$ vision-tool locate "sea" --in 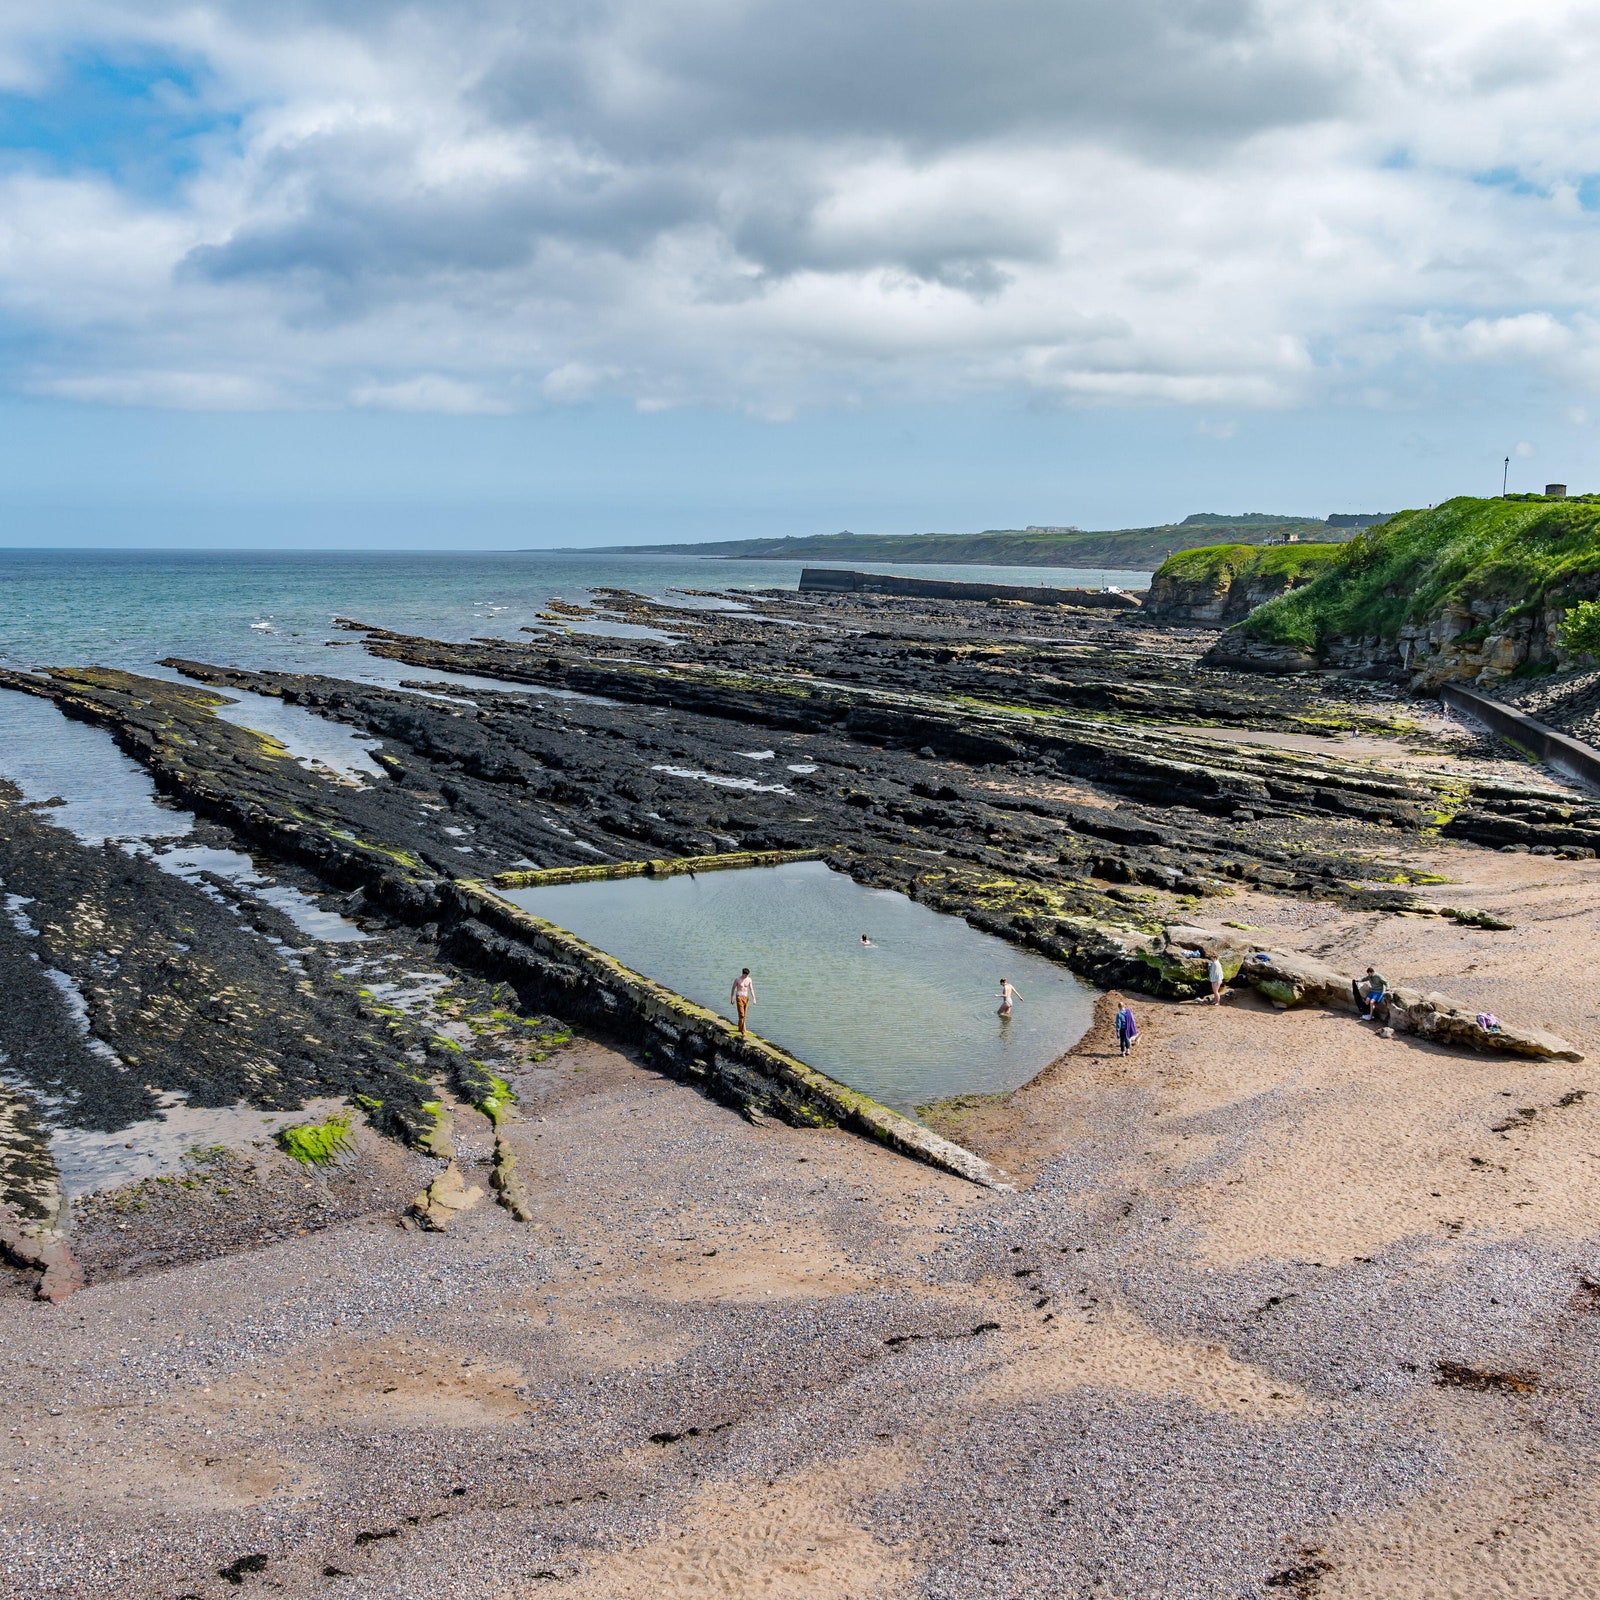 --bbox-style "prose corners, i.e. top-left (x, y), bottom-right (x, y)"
top-left (0, 547), bottom-right (1151, 678)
